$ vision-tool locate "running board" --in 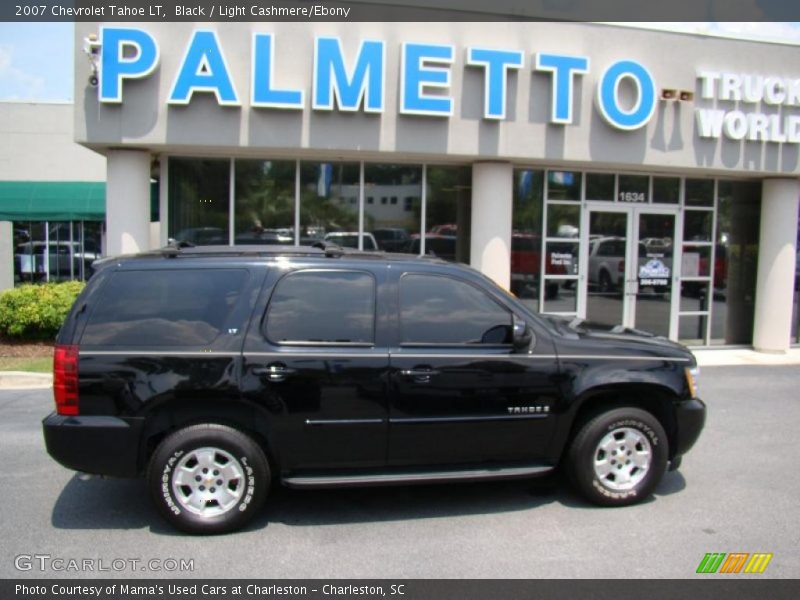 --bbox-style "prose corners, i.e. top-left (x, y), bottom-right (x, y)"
top-left (282, 465), bottom-right (554, 489)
